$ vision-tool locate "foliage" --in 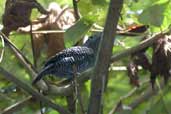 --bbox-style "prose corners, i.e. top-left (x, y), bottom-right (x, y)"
top-left (0, 0), bottom-right (171, 114)
top-left (64, 18), bottom-right (93, 47)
